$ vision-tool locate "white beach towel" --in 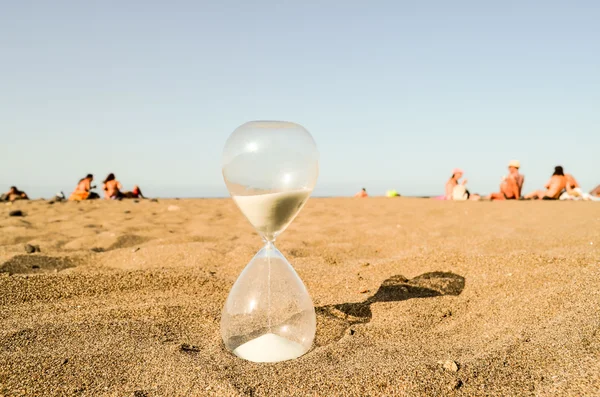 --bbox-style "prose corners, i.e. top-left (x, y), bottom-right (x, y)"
top-left (560, 188), bottom-right (600, 201)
